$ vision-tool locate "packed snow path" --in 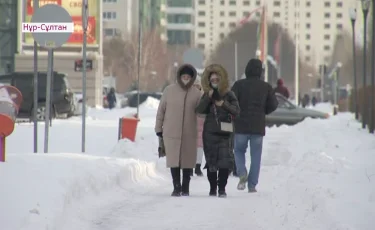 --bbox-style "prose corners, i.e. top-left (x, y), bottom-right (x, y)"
top-left (2, 101), bottom-right (375, 230)
top-left (59, 117), bottom-right (374, 230)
